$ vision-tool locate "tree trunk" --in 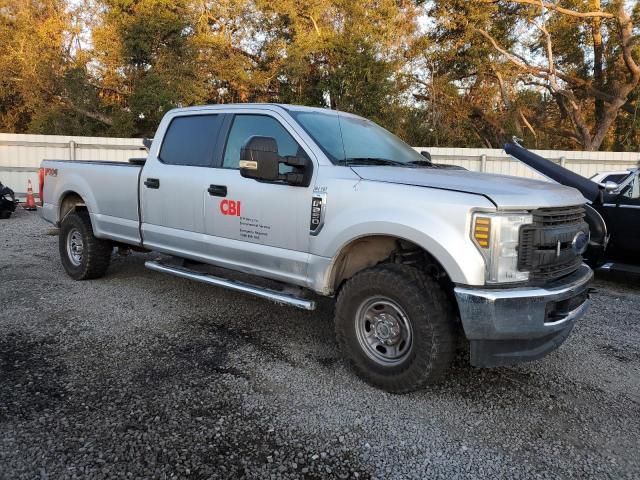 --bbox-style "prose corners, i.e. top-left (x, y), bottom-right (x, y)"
top-left (591, 0), bottom-right (605, 126)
